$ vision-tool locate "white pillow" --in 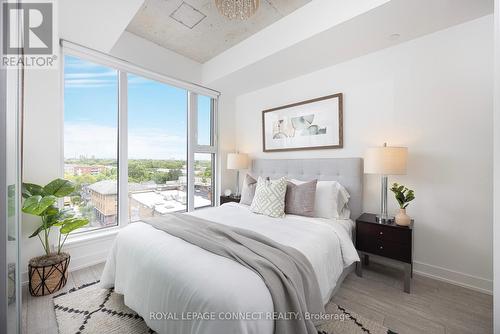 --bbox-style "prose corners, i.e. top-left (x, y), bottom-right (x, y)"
top-left (250, 177), bottom-right (287, 218)
top-left (291, 179), bottom-right (350, 219)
